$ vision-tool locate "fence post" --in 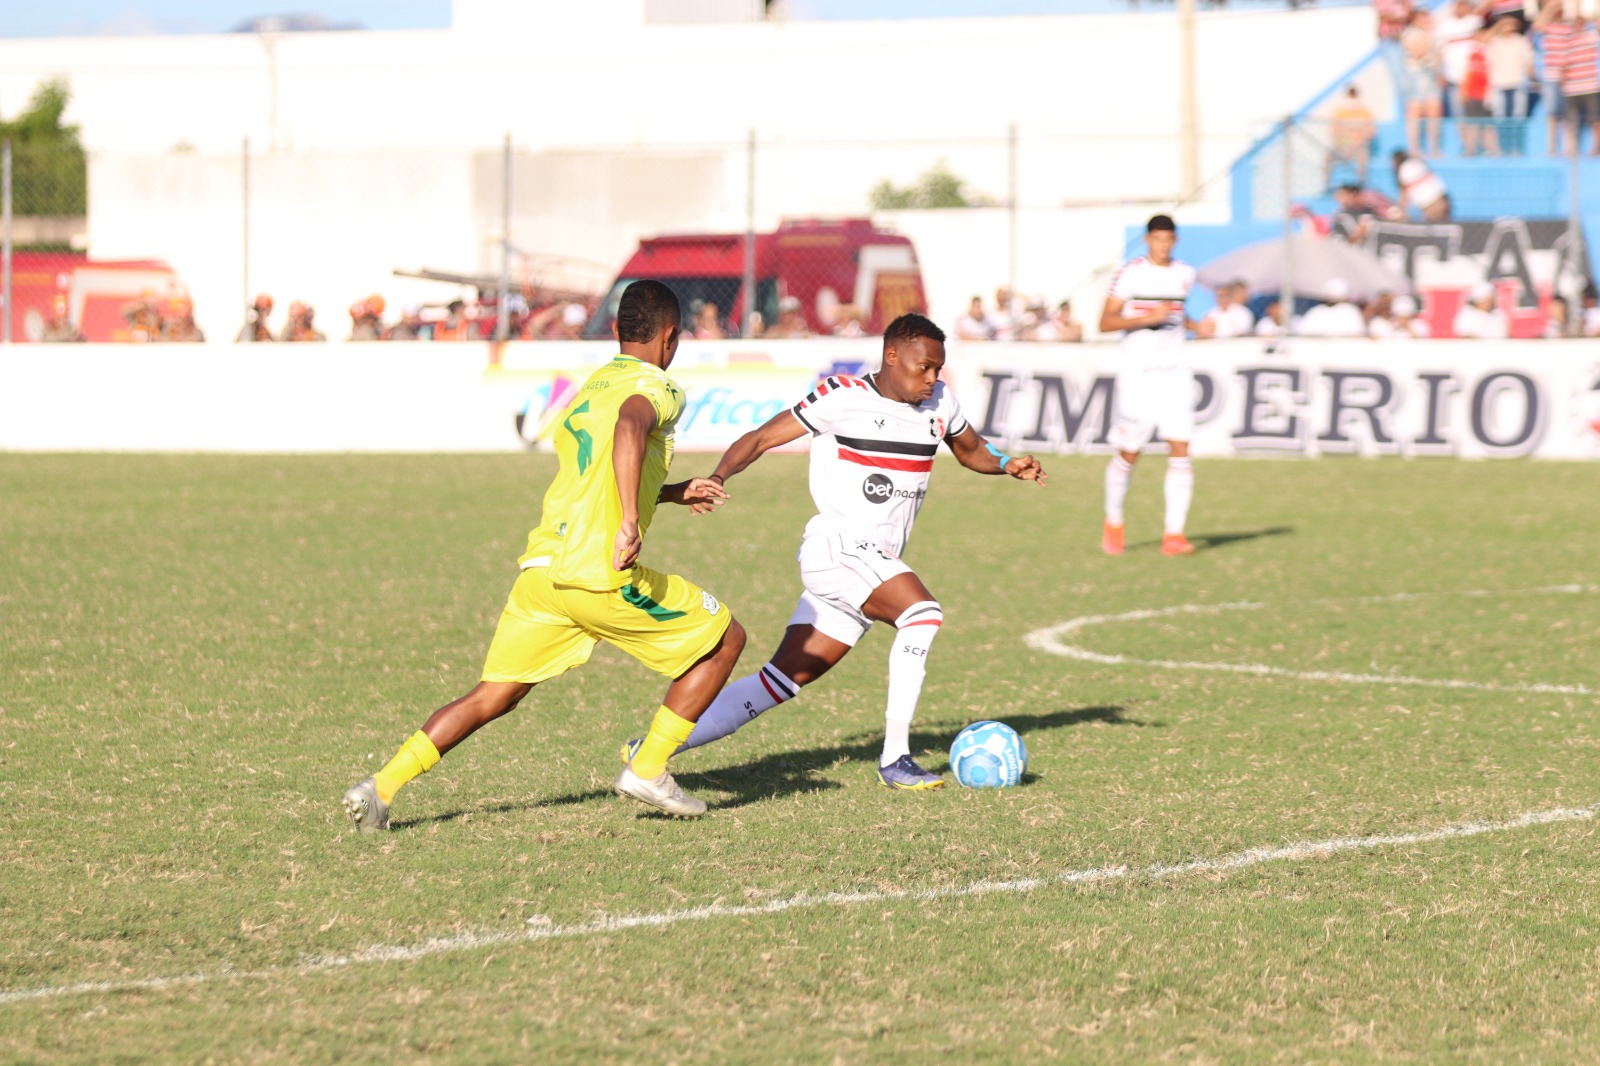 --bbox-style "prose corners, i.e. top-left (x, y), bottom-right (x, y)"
top-left (2, 139), bottom-right (12, 345)
top-left (1568, 142), bottom-right (1584, 336)
top-left (242, 138), bottom-right (252, 340)
top-left (497, 132), bottom-right (511, 344)
top-left (742, 127), bottom-right (756, 338)
top-left (1281, 116), bottom-right (1295, 338)
top-left (1007, 122), bottom-right (1017, 311)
